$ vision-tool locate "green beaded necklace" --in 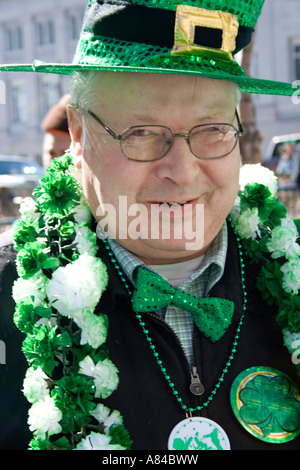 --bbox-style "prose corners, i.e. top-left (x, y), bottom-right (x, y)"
top-left (100, 216), bottom-right (247, 415)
